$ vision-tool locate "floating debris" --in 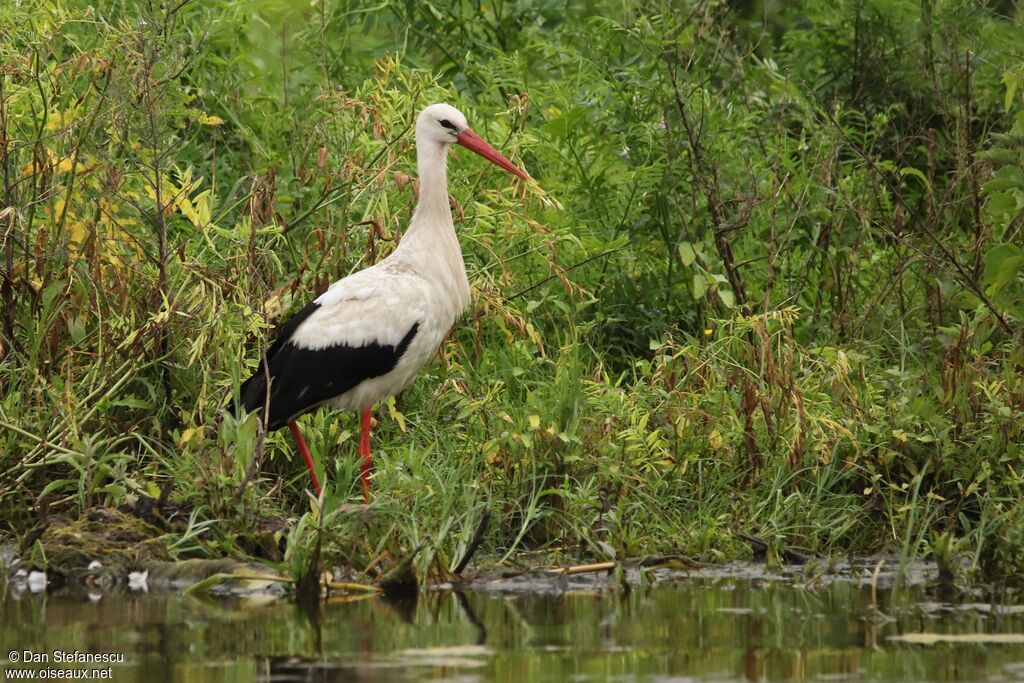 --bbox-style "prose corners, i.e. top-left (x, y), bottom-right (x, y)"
top-left (27, 570), bottom-right (47, 593)
top-left (128, 570), bottom-right (149, 593)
